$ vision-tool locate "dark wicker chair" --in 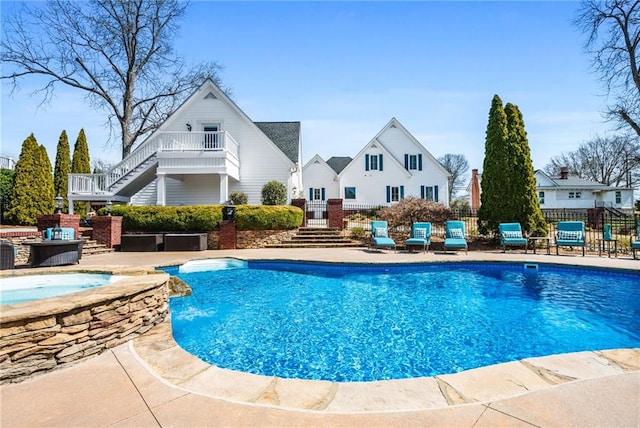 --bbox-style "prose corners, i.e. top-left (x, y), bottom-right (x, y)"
top-left (0, 240), bottom-right (15, 270)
